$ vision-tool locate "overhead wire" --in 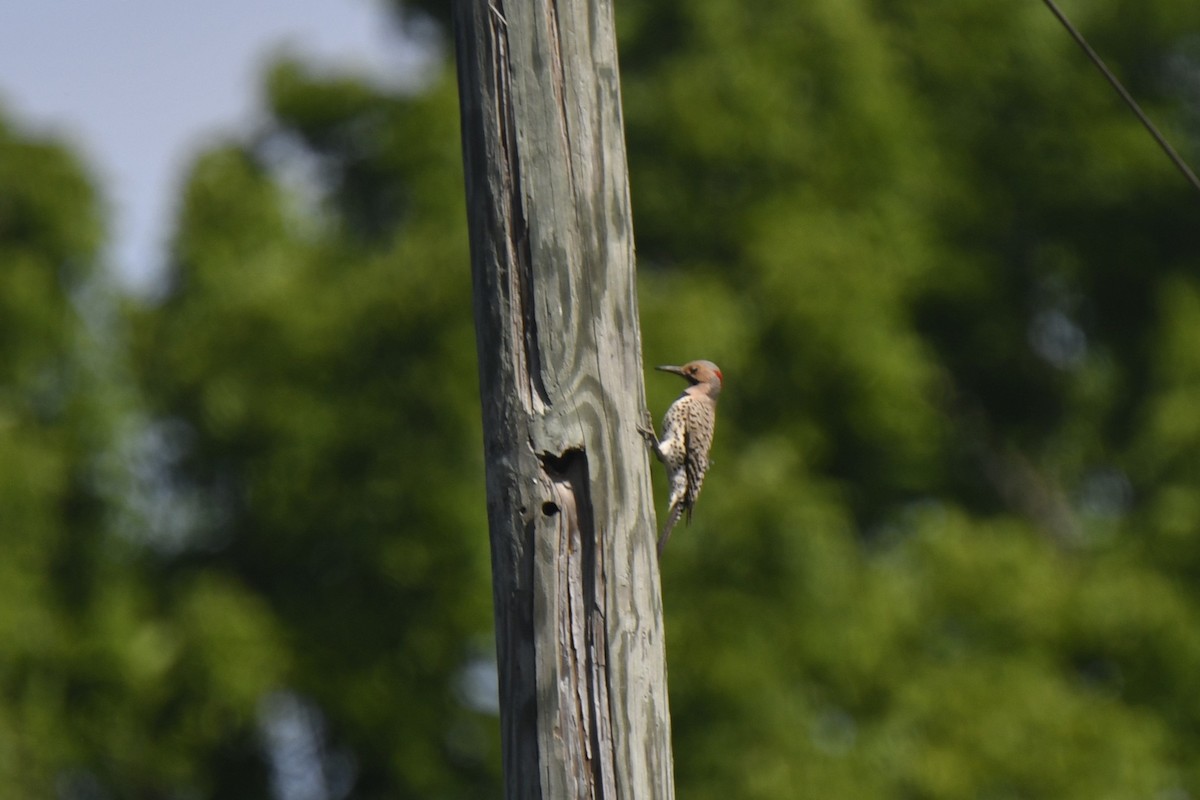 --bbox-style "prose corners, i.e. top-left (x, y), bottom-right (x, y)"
top-left (1041, 0), bottom-right (1200, 196)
